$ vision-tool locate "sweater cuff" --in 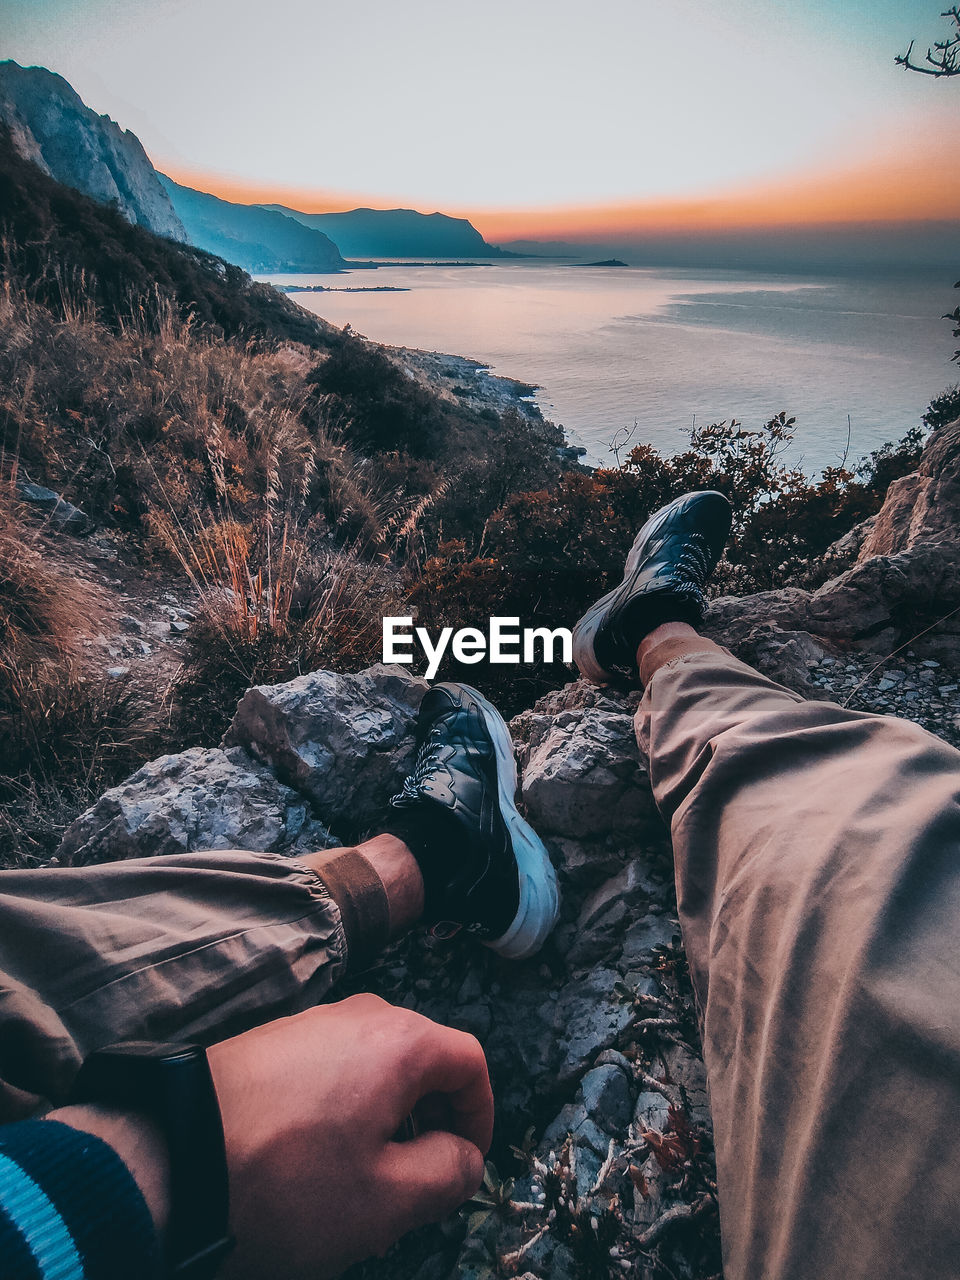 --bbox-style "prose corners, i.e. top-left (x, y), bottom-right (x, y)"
top-left (0, 1119), bottom-right (162, 1280)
